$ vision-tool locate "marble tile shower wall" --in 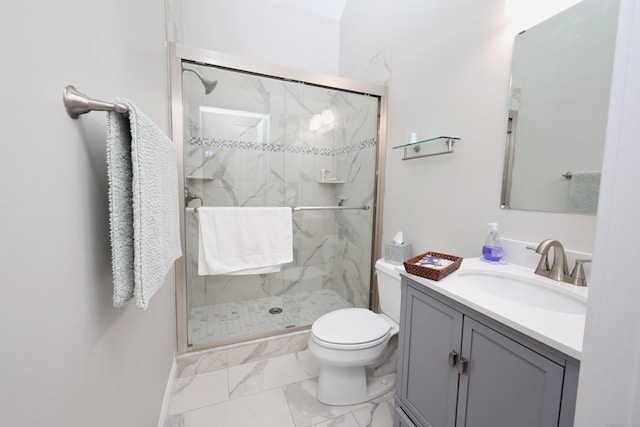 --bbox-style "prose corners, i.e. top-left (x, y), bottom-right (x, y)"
top-left (182, 69), bottom-right (378, 338)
